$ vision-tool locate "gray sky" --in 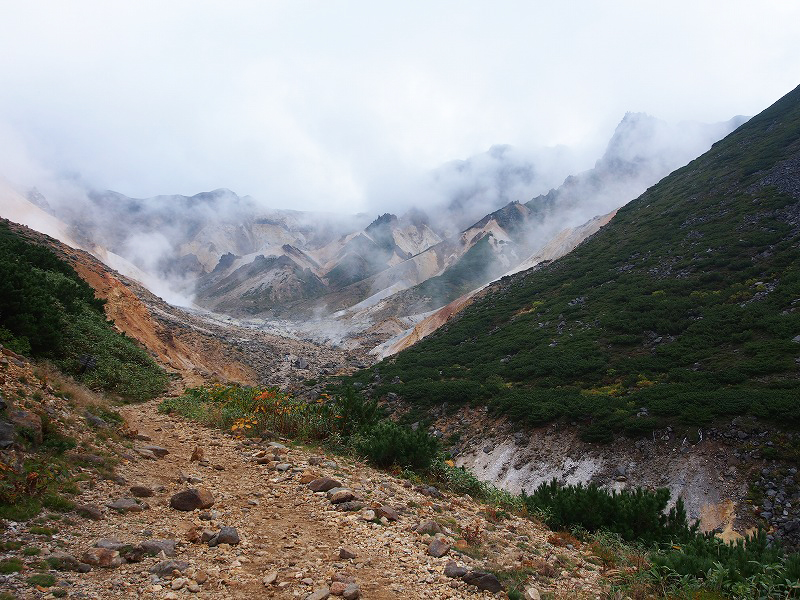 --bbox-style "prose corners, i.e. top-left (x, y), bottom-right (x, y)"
top-left (1, 1), bottom-right (799, 214)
